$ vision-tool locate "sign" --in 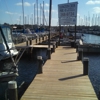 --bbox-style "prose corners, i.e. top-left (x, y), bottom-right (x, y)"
top-left (59, 17), bottom-right (76, 25)
top-left (58, 2), bottom-right (78, 25)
